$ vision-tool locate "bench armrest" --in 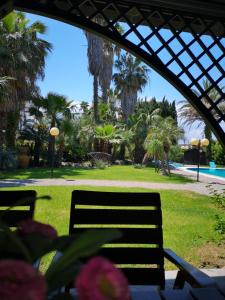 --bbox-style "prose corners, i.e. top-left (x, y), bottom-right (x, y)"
top-left (164, 248), bottom-right (217, 288)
